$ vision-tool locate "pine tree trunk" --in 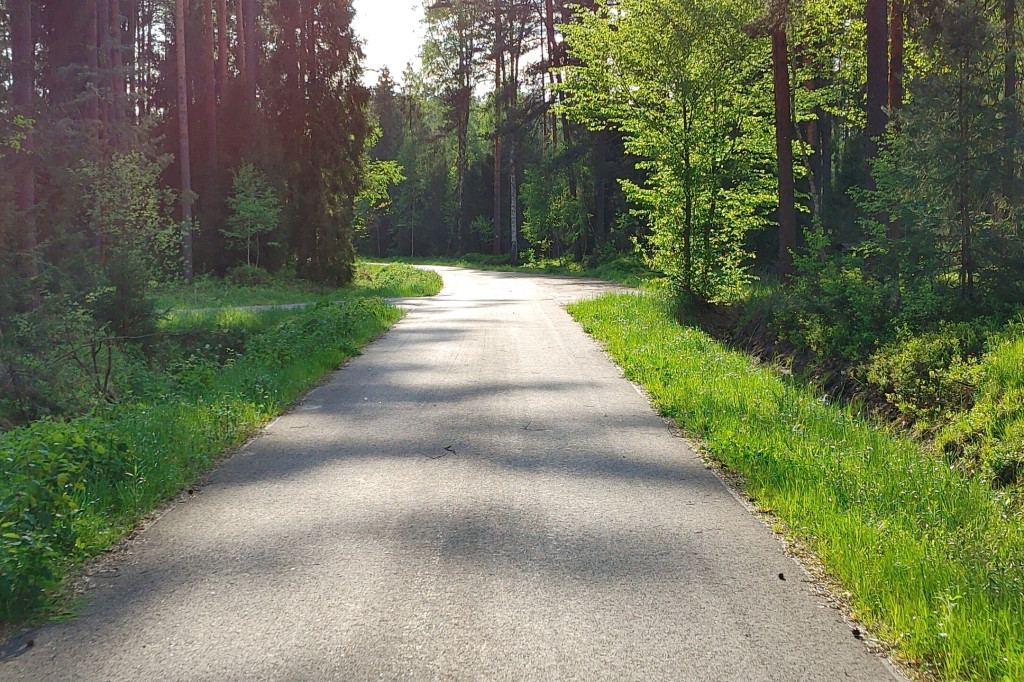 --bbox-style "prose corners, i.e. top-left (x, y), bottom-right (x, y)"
top-left (10, 0), bottom-right (37, 286)
top-left (242, 0), bottom-right (257, 107)
top-left (888, 0), bottom-right (903, 111)
top-left (110, 0), bottom-right (124, 123)
top-left (510, 135), bottom-right (519, 264)
top-left (492, 10), bottom-right (503, 256)
top-left (217, 0), bottom-right (228, 104)
top-left (1005, 0), bottom-right (1018, 210)
top-left (98, 0), bottom-right (111, 125)
top-left (865, 0), bottom-right (888, 188)
top-left (236, 0), bottom-right (247, 84)
top-left (176, 0), bottom-right (194, 282)
top-left (89, 0), bottom-right (101, 121)
top-left (127, 0), bottom-right (137, 118)
top-left (773, 25), bottom-right (797, 276)
top-left (544, 0), bottom-right (559, 147)
top-left (200, 0), bottom-right (218, 180)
